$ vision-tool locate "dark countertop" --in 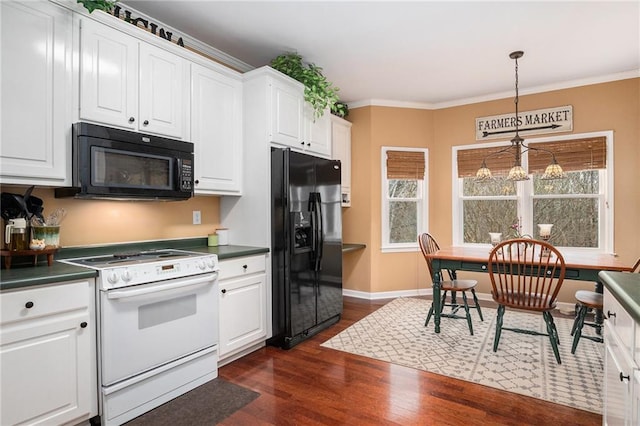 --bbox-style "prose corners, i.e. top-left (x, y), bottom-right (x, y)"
top-left (0, 238), bottom-right (269, 292)
top-left (343, 243), bottom-right (366, 253)
top-left (599, 271), bottom-right (640, 324)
